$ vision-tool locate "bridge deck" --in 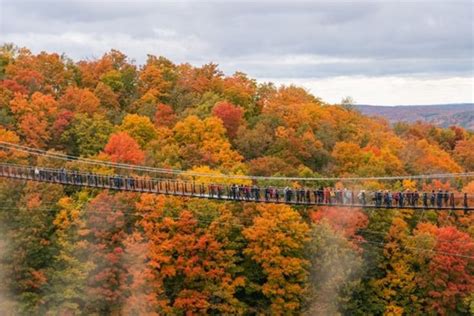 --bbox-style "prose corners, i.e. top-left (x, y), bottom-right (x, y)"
top-left (0, 163), bottom-right (472, 211)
